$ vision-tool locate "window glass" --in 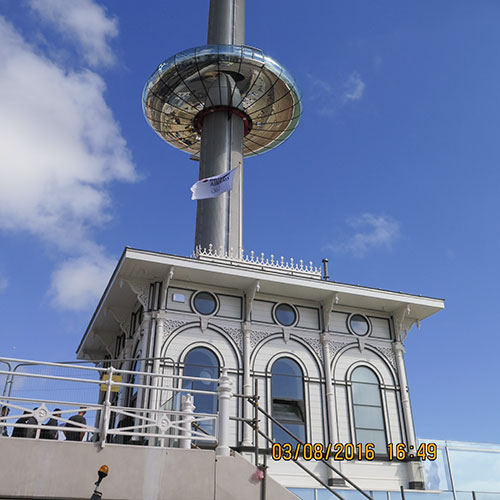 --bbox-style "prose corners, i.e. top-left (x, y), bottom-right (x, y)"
top-left (351, 366), bottom-right (386, 454)
top-left (448, 448), bottom-right (500, 493)
top-left (352, 383), bottom-right (382, 406)
top-left (183, 347), bottom-right (219, 437)
top-left (351, 366), bottom-right (378, 384)
top-left (128, 356), bottom-right (140, 407)
top-left (318, 491), bottom-right (371, 500)
top-left (288, 489), bottom-right (315, 500)
top-left (455, 494), bottom-right (474, 500)
top-left (273, 422), bottom-right (305, 447)
top-left (356, 429), bottom-right (386, 452)
top-left (353, 405), bottom-right (385, 429)
top-left (193, 291), bottom-right (217, 315)
top-left (475, 495), bottom-right (500, 500)
top-left (421, 441), bottom-right (453, 490)
top-left (349, 314), bottom-right (370, 336)
top-left (271, 358), bottom-right (302, 399)
top-left (272, 400), bottom-right (304, 423)
top-left (371, 492), bottom-right (389, 500)
top-left (275, 303), bottom-right (297, 326)
top-left (271, 358), bottom-right (305, 444)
